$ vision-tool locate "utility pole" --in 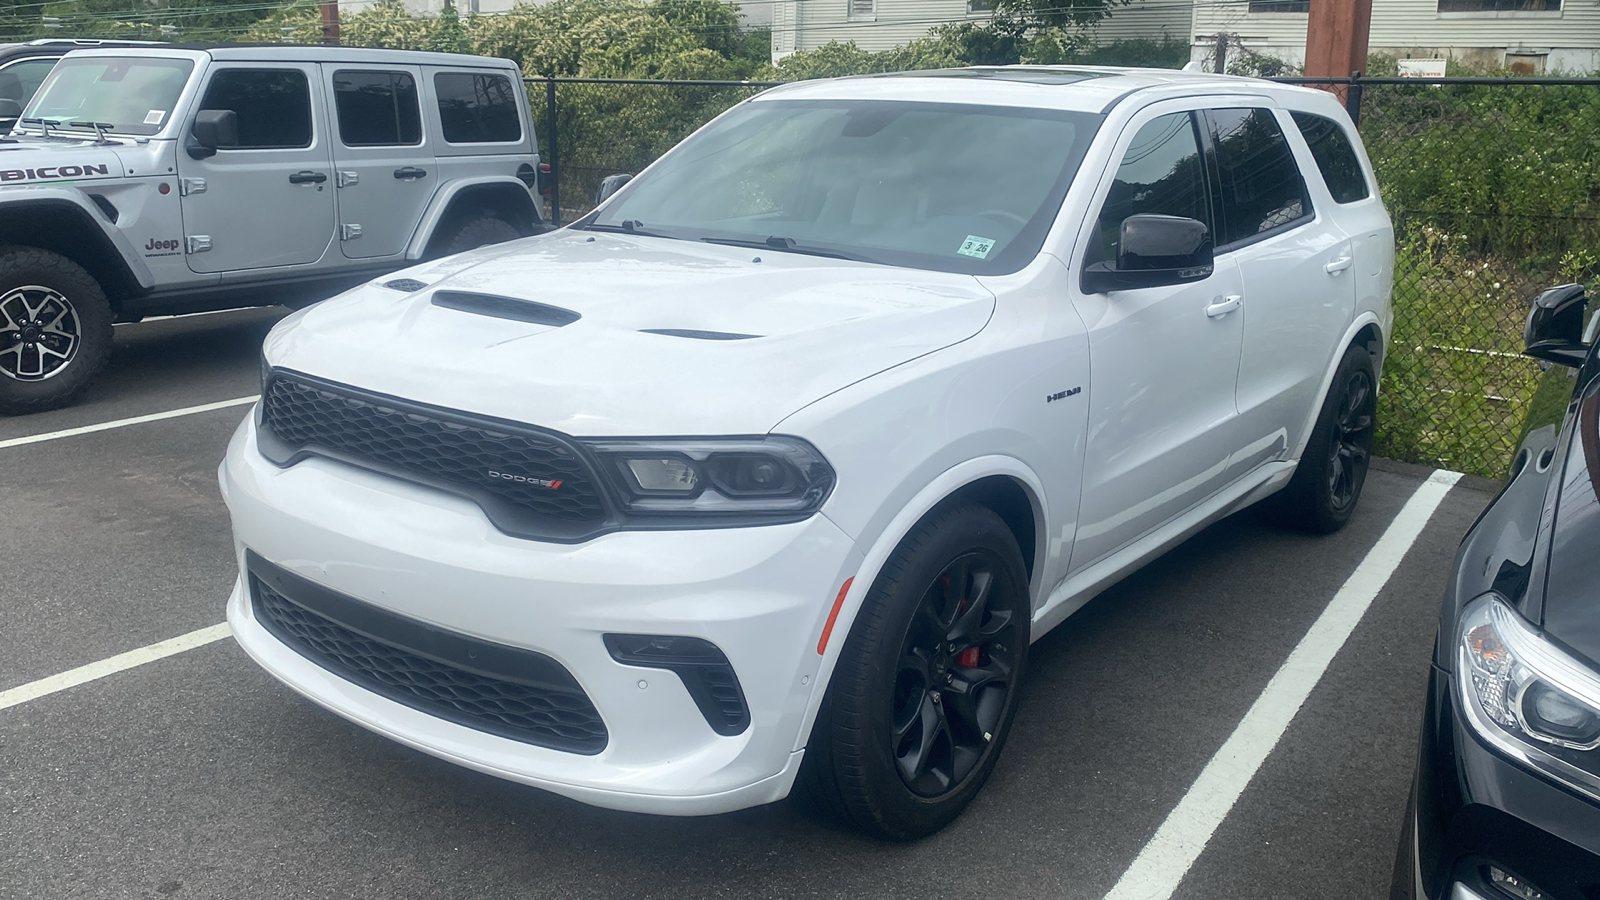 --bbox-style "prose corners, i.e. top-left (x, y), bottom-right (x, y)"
top-left (320, 0), bottom-right (341, 45)
top-left (1304, 0), bottom-right (1371, 115)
